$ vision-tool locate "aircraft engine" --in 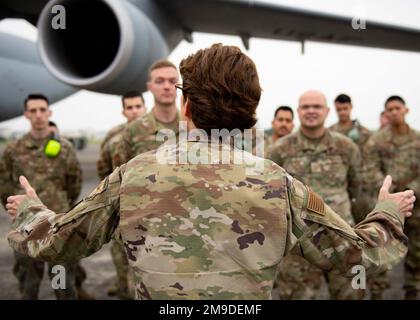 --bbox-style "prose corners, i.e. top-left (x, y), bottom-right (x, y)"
top-left (37, 0), bottom-right (170, 93)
